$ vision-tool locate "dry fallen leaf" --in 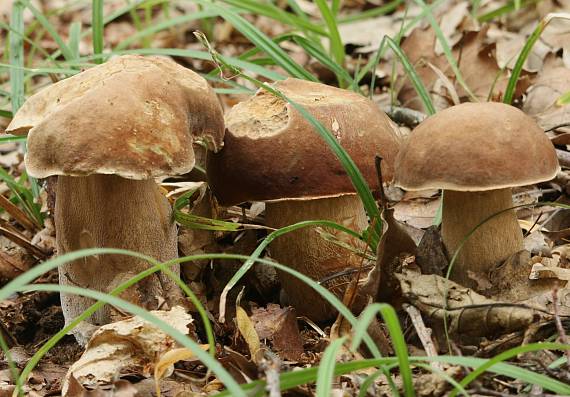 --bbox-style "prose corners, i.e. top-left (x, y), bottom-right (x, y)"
top-left (154, 345), bottom-right (209, 397)
top-left (236, 306), bottom-right (263, 364)
top-left (62, 306), bottom-right (193, 397)
top-left (251, 304), bottom-right (304, 361)
top-left (397, 263), bottom-right (538, 337)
